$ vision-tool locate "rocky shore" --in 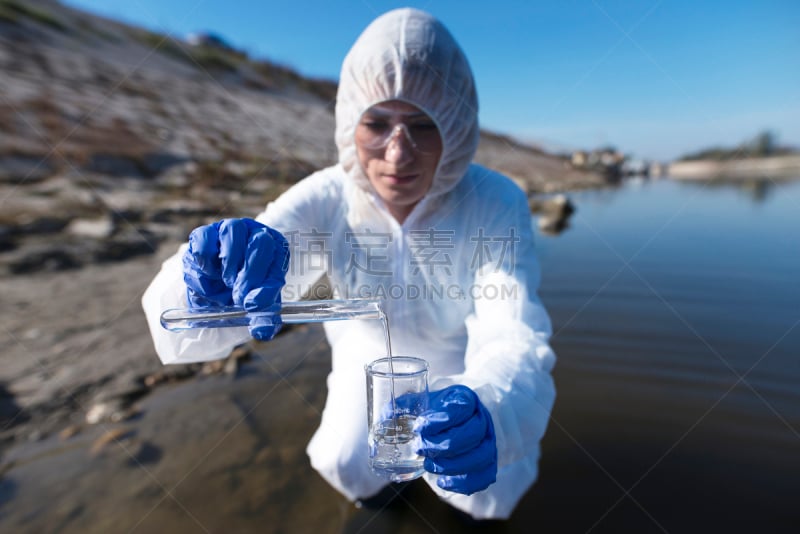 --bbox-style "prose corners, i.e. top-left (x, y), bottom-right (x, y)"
top-left (668, 155), bottom-right (800, 179)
